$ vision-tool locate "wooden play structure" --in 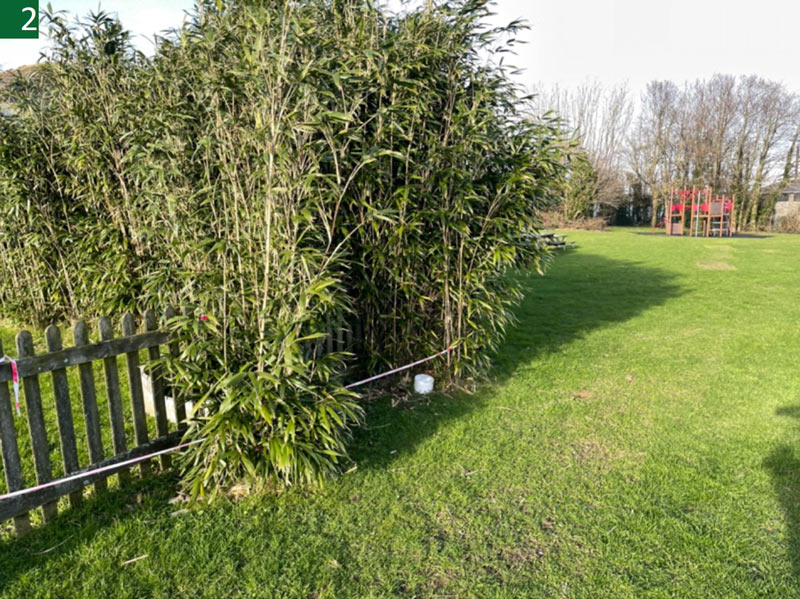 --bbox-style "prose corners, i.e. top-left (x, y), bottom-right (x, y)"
top-left (666, 188), bottom-right (736, 237)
